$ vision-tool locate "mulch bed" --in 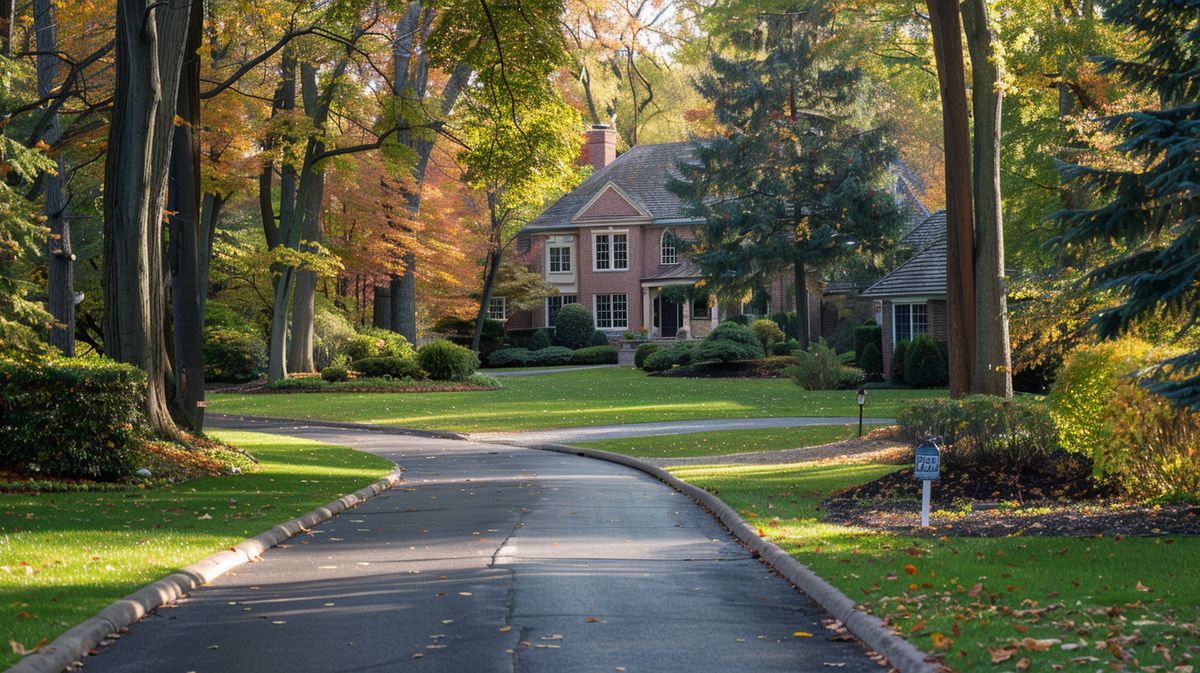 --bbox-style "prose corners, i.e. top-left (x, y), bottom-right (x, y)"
top-left (822, 460), bottom-right (1200, 537)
